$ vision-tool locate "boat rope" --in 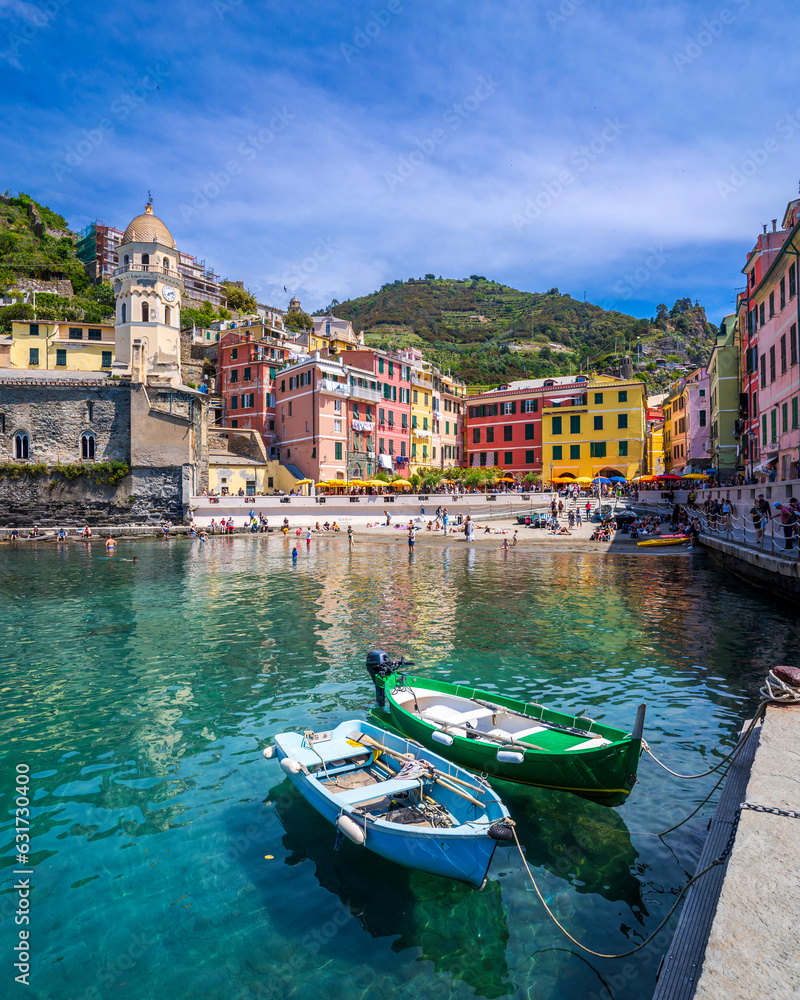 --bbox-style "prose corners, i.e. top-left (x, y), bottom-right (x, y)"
top-left (642, 702), bottom-right (766, 780)
top-left (642, 668), bottom-right (800, 782)
top-left (508, 817), bottom-right (738, 960)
